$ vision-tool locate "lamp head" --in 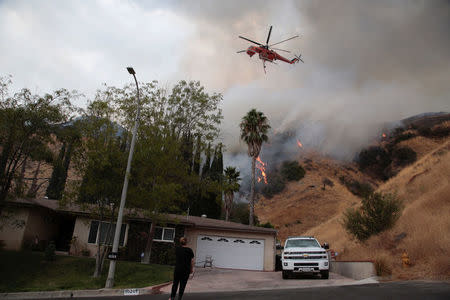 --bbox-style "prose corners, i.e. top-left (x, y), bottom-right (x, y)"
top-left (127, 67), bottom-right (135, 75)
